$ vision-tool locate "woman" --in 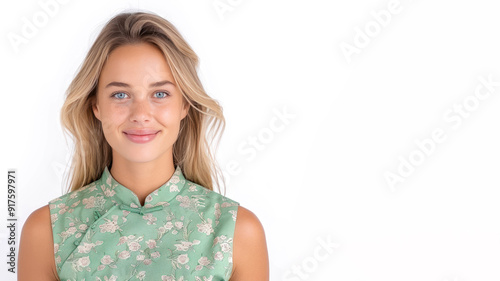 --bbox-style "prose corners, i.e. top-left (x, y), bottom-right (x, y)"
top-left (18, 11), bottom-right (269, 281)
